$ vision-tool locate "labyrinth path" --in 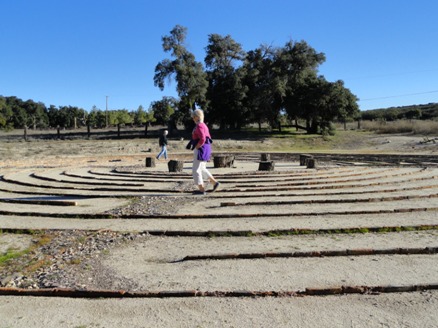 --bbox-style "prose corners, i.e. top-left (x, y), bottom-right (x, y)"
top-left (1, 153), bottom-right (438, 299)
